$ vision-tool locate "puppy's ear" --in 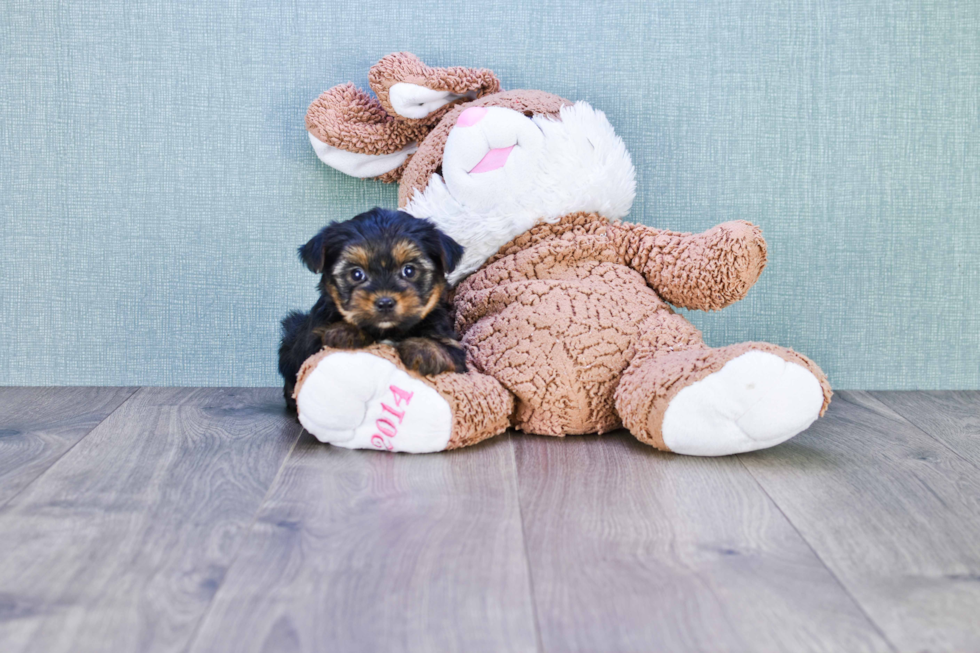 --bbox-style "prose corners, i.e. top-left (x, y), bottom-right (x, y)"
top-left (298, 222), bottom-right (348, 274)
top-left (436, 231), bottom-right (464, 274)
top-left (417, 224), bottom-right (464, 275)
